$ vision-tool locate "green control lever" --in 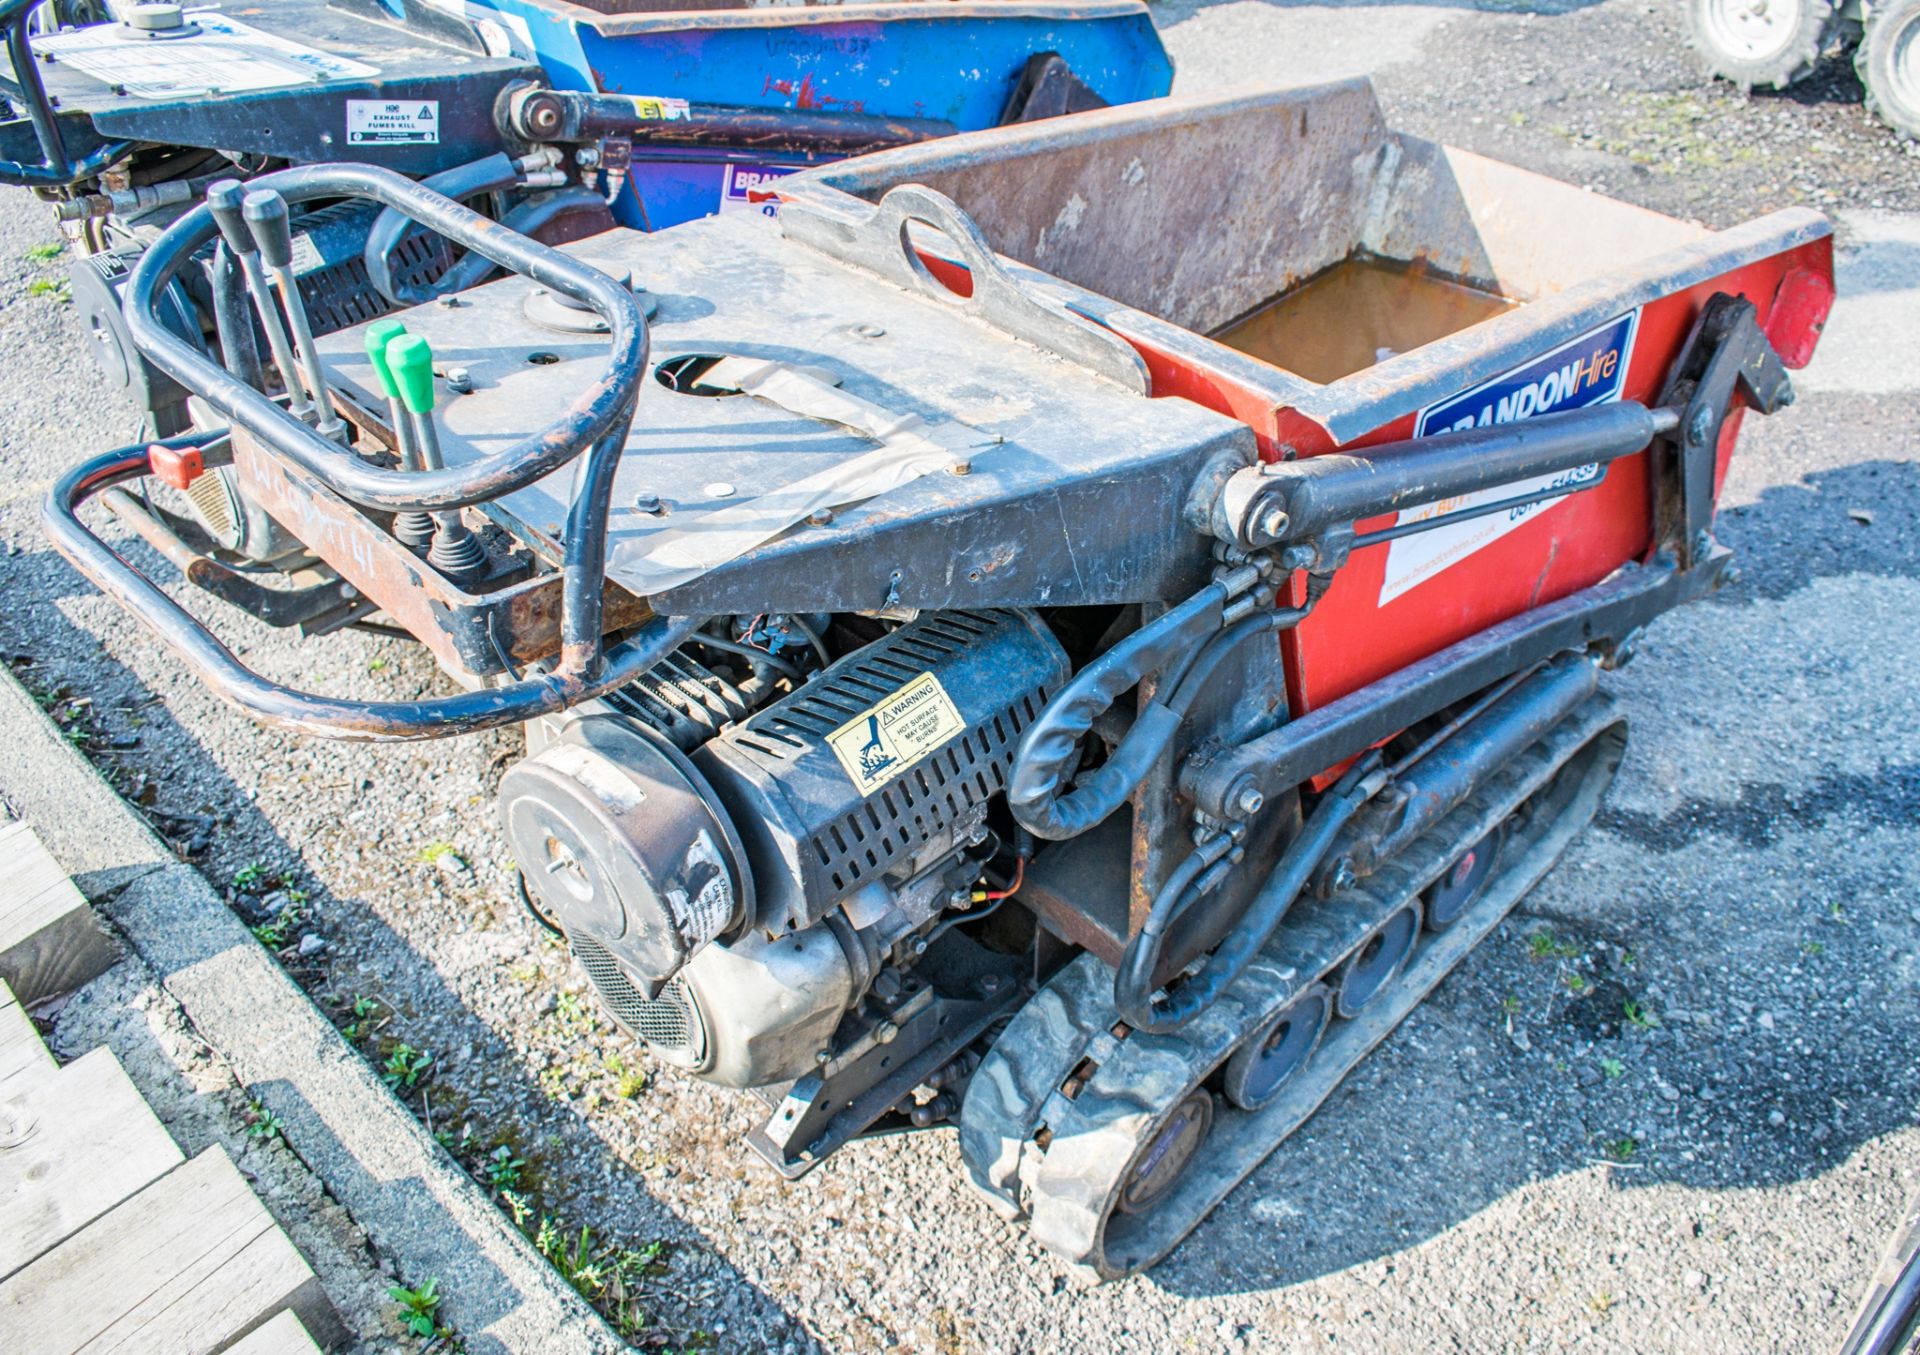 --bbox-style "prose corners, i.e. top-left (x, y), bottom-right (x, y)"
top-left (383, 332), bottom-right (486, 582)
top-left (363, 319), bottom-right (432, 552)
